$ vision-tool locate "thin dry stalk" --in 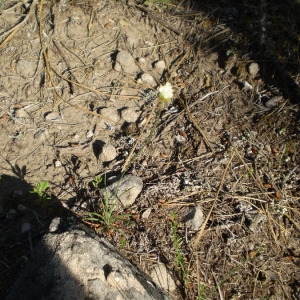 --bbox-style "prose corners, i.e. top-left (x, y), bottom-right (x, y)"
top-left (179, 97), bottom-right (214, 153)
top-left (121, 101), bottom-right (159, 173)
top-left (190, 150), bottom-right (235, 255)
top-left (232, 146), bottom-right (281, 246)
